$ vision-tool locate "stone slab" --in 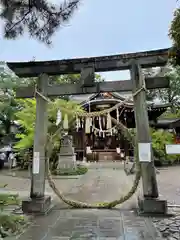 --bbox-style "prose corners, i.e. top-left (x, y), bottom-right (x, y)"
top-left (22, 195), bottom-right (52, 215)
top-left (138, 197), bottom-right (168, 216)
top-left (17, 207), bottom-right (163, 240)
